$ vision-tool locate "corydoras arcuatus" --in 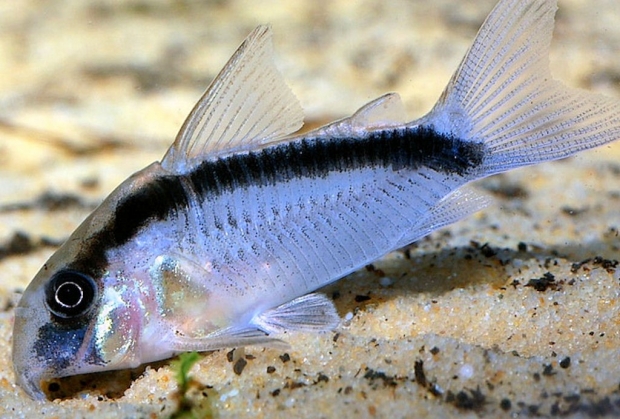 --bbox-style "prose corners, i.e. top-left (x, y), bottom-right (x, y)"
top-left (12, 0), bottom-right (620, 400)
